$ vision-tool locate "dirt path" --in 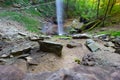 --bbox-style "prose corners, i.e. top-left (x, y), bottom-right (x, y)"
top-left (0, 19), bottom-right (120, 74)
top-left (28, 39), bottom-right (90, 73)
